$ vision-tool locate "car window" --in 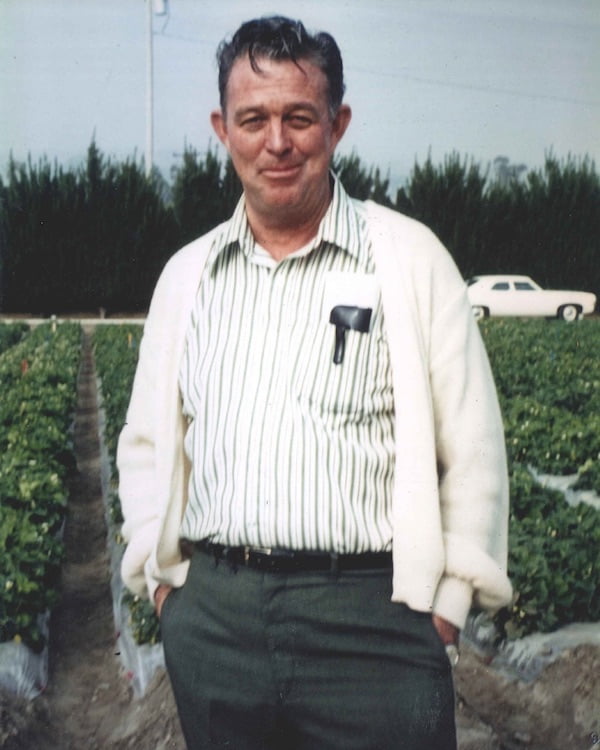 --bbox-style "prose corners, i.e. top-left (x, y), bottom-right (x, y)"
top-left (515, 282), bottom-right (535, 290)
top-left (492, 282), bottom-right (510, 290)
